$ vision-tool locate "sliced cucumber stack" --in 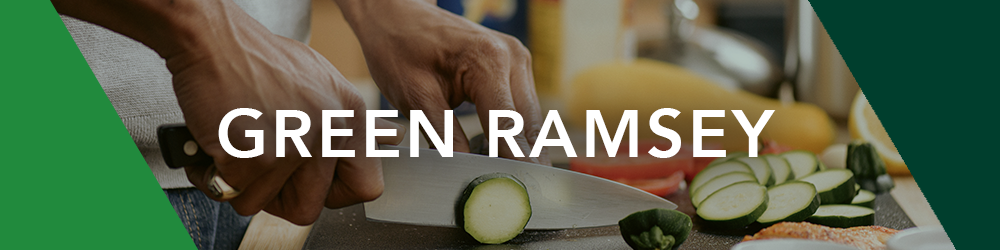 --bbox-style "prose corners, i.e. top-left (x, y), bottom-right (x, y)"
top-left (736, 156), bottom-right (775, 187)
top-left (697, 181), bottom-right (768, 229)
top-left (708, 151), bottom-right (749, 166)
top-left (851, 189), bottom-right (876, 208)
top-left (690, 172), bottom-right (757, 208)
top-left (457, 173), bottom-right (532, 244)
top-left (799, 169), bottom-right (857, 205)
top-left (782, 150), bottom-right (822, 179)
top-left (806, 205), bottom-right (875, 228)
top-left (757, 181), bottom-right (821, 225)
top-left (689, 161), bottom-right (754, 195)
top-left (763, 154), bottom-right (794, 185)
